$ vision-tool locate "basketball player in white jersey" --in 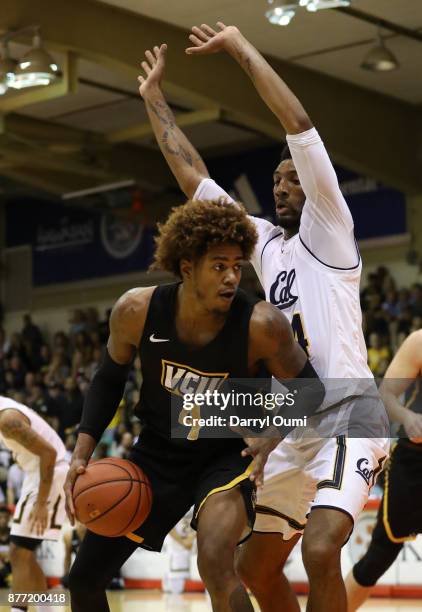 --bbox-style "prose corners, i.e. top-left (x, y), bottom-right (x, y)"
top-left (0, 396), bottom-right (68, 612)
top-left (137, 24), bottom-right (389, 612)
